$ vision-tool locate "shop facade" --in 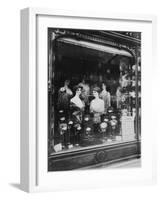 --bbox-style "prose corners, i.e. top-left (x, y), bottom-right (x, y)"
top-left (48, 28), bottom-right (141, 171)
